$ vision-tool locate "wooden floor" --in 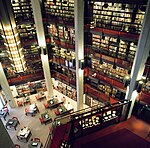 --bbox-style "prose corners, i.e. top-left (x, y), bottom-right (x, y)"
top-left (73, 116), bottom-right (150, 148)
